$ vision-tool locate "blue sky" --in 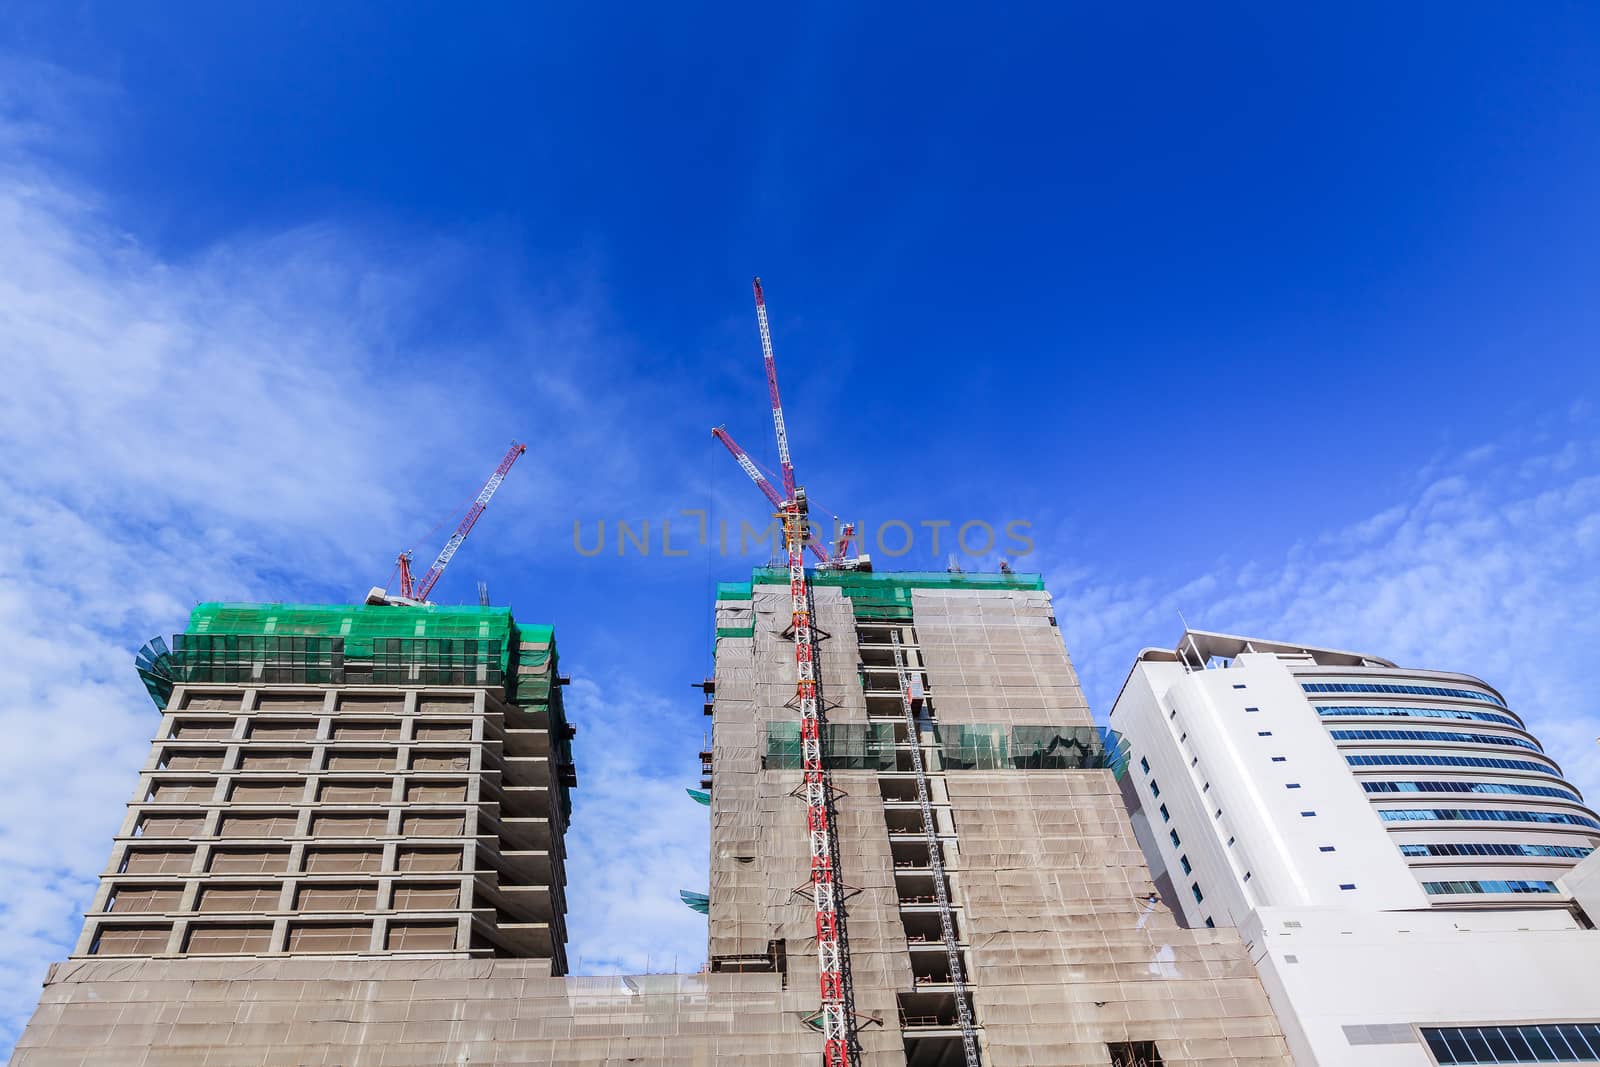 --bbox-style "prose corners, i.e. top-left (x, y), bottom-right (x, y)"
top-left (3, 2), bottom-right (1600, 1050)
